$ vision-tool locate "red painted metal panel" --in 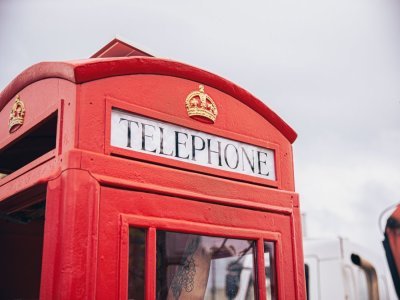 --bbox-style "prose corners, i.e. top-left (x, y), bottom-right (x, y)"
top-left (40, 169), bottom-right (100, 299)
top-left (80, 151), bottom-right (296, 213)
top-left (291, 207), bottom-right (307, 300)
top-left (145, 228), bottom-right (156, 300)
top-left (96, 187), bottom-right (301, 299)
top-left (74, 74), bottom-right (294, 190)
top-left (119, 219), bottom-right (130, 300)
top-left (0, 58), bottom-right (296, 143)
top-left (91, 38), bottom-right (153, 58)
top-left (0, 53), bottom-right (304, 299)
top-left (257, 238), bottom-right (267, 299)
